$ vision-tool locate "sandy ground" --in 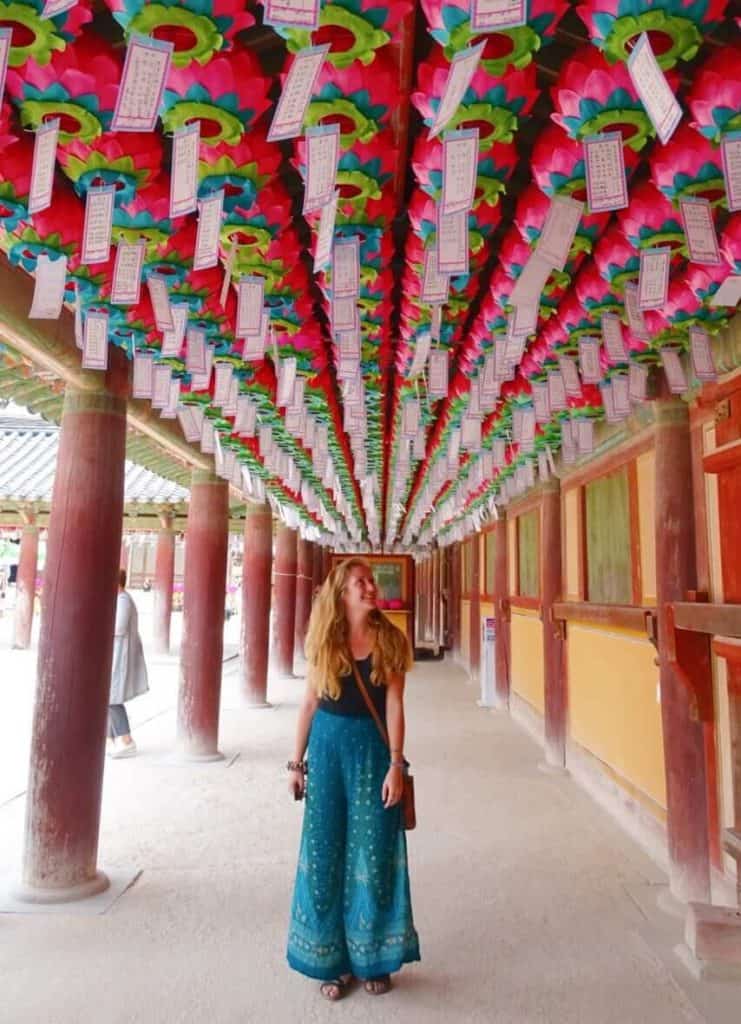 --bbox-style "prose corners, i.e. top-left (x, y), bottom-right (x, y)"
top-left (0, 614), bottom-right (739, 1023)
